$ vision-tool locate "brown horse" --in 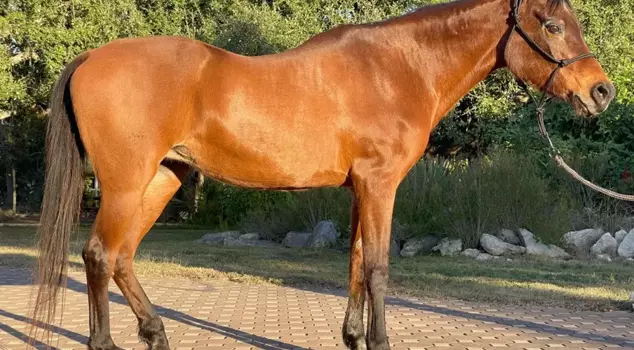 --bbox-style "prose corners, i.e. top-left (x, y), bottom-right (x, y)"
top-left (31, 0), bottom-right (615, 349)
